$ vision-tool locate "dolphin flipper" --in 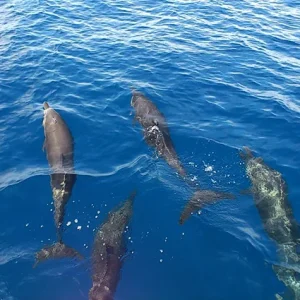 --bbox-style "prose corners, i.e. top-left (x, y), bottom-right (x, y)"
top-left (33, 242), bottom-right (83, 268)
top-left (179, 189), bottom-right (236, 225)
